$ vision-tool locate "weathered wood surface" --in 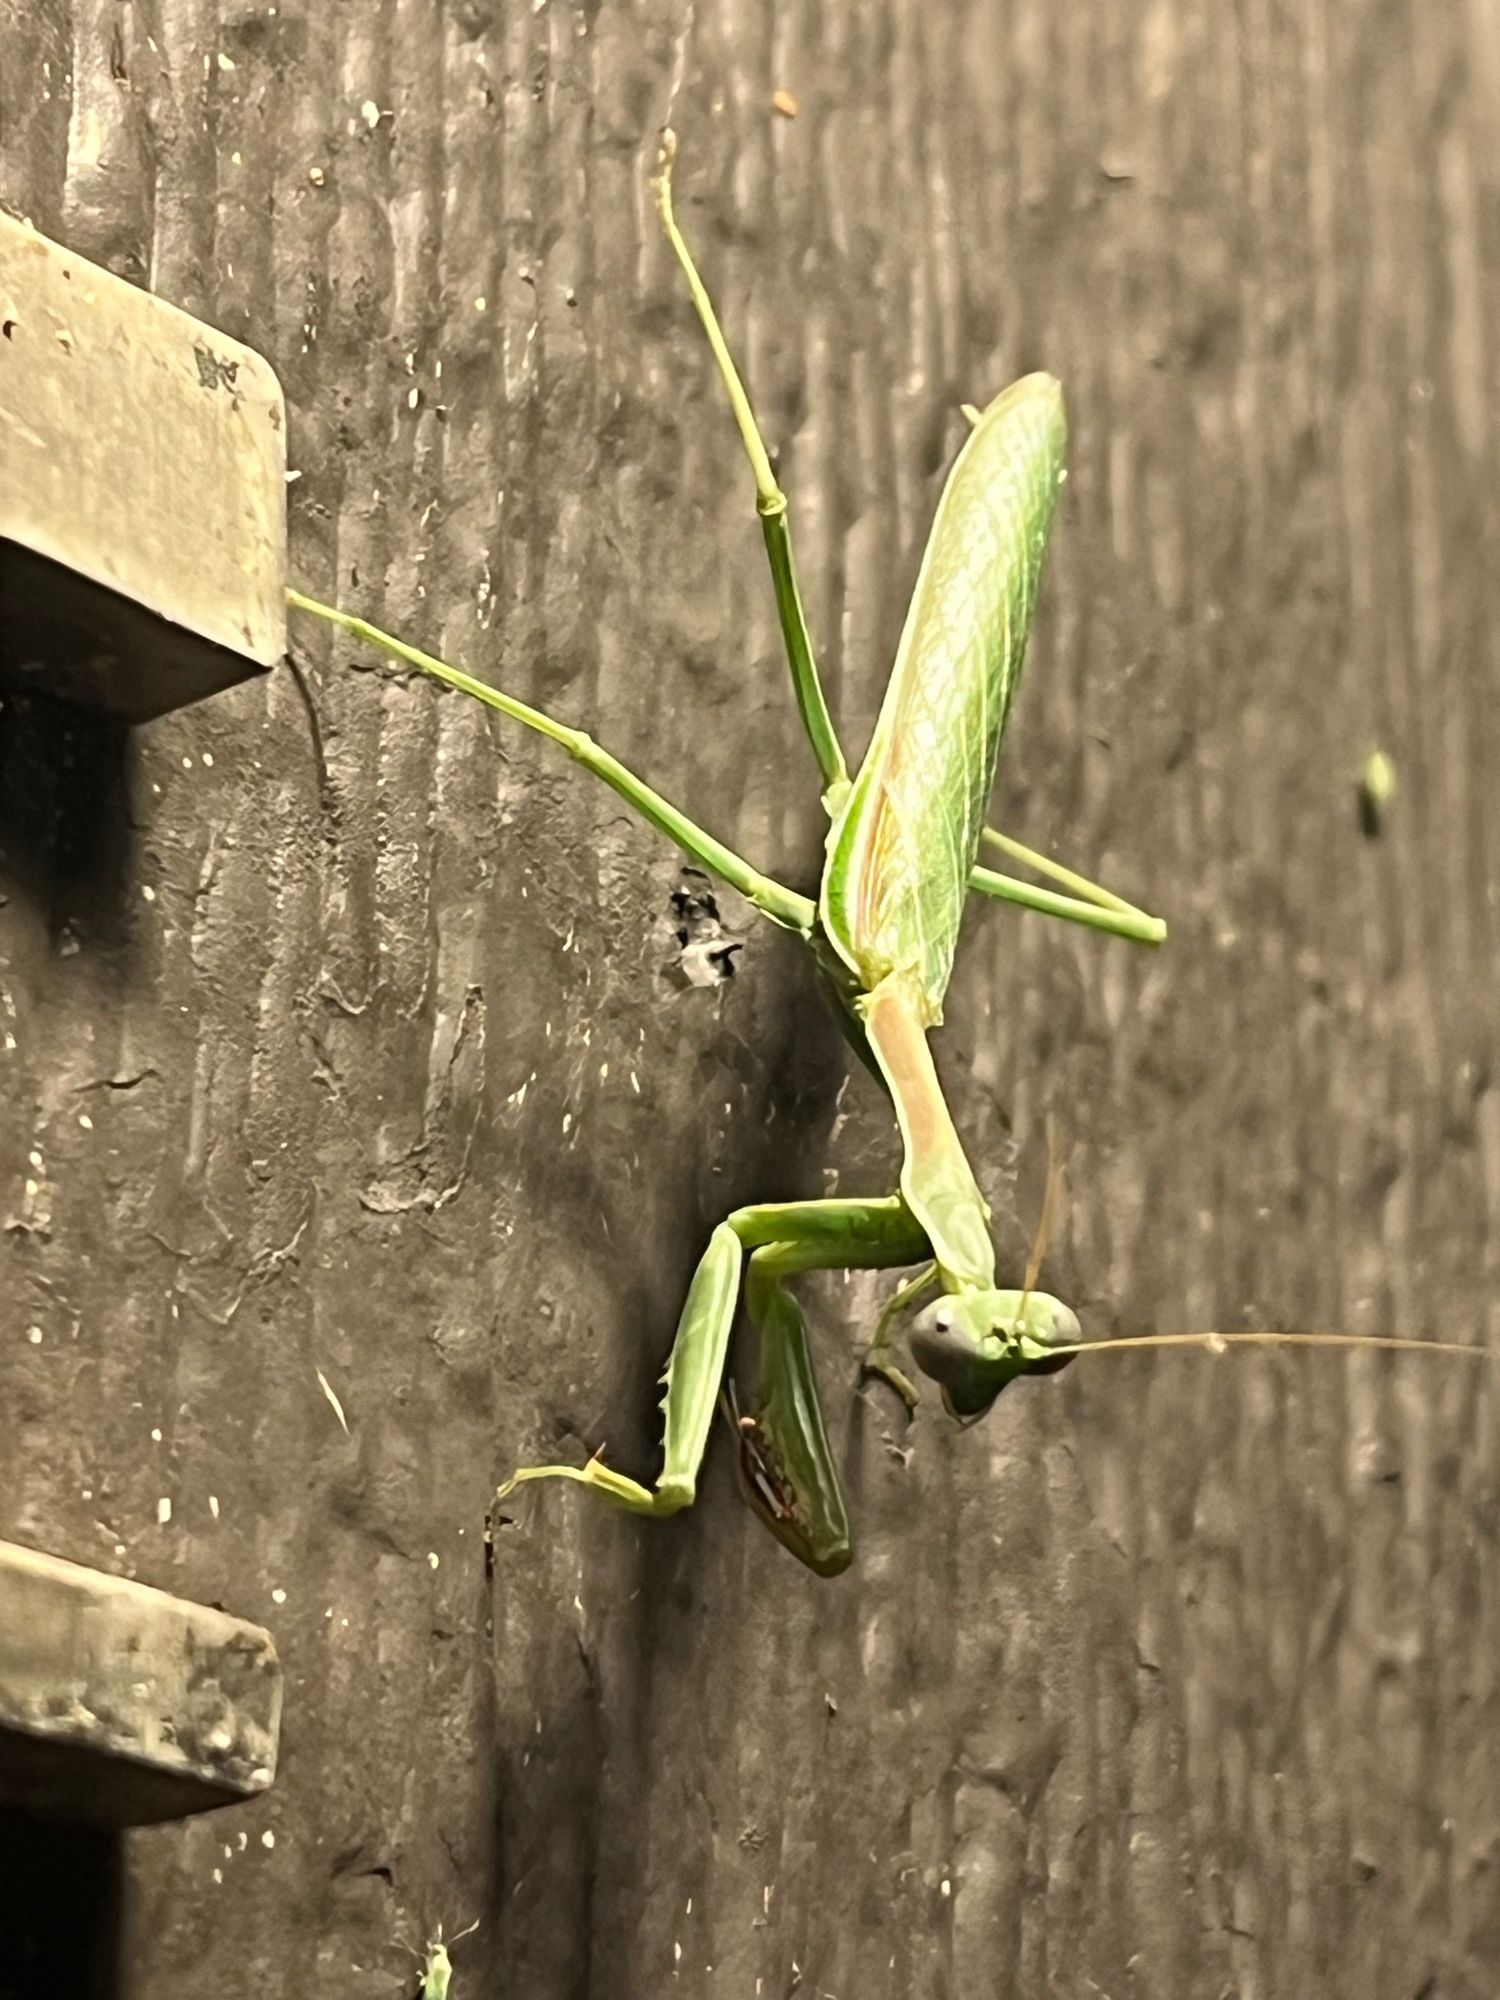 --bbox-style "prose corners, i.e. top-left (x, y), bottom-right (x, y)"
top-left (3, 3), bottom-right (1498, 1995)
